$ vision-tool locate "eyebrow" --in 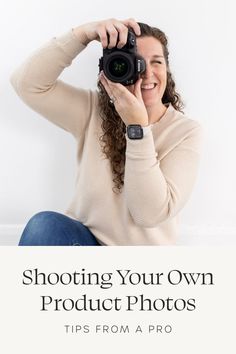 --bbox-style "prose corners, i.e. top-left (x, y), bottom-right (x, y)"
top-left (152, 55), bottom-right (164, 58)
